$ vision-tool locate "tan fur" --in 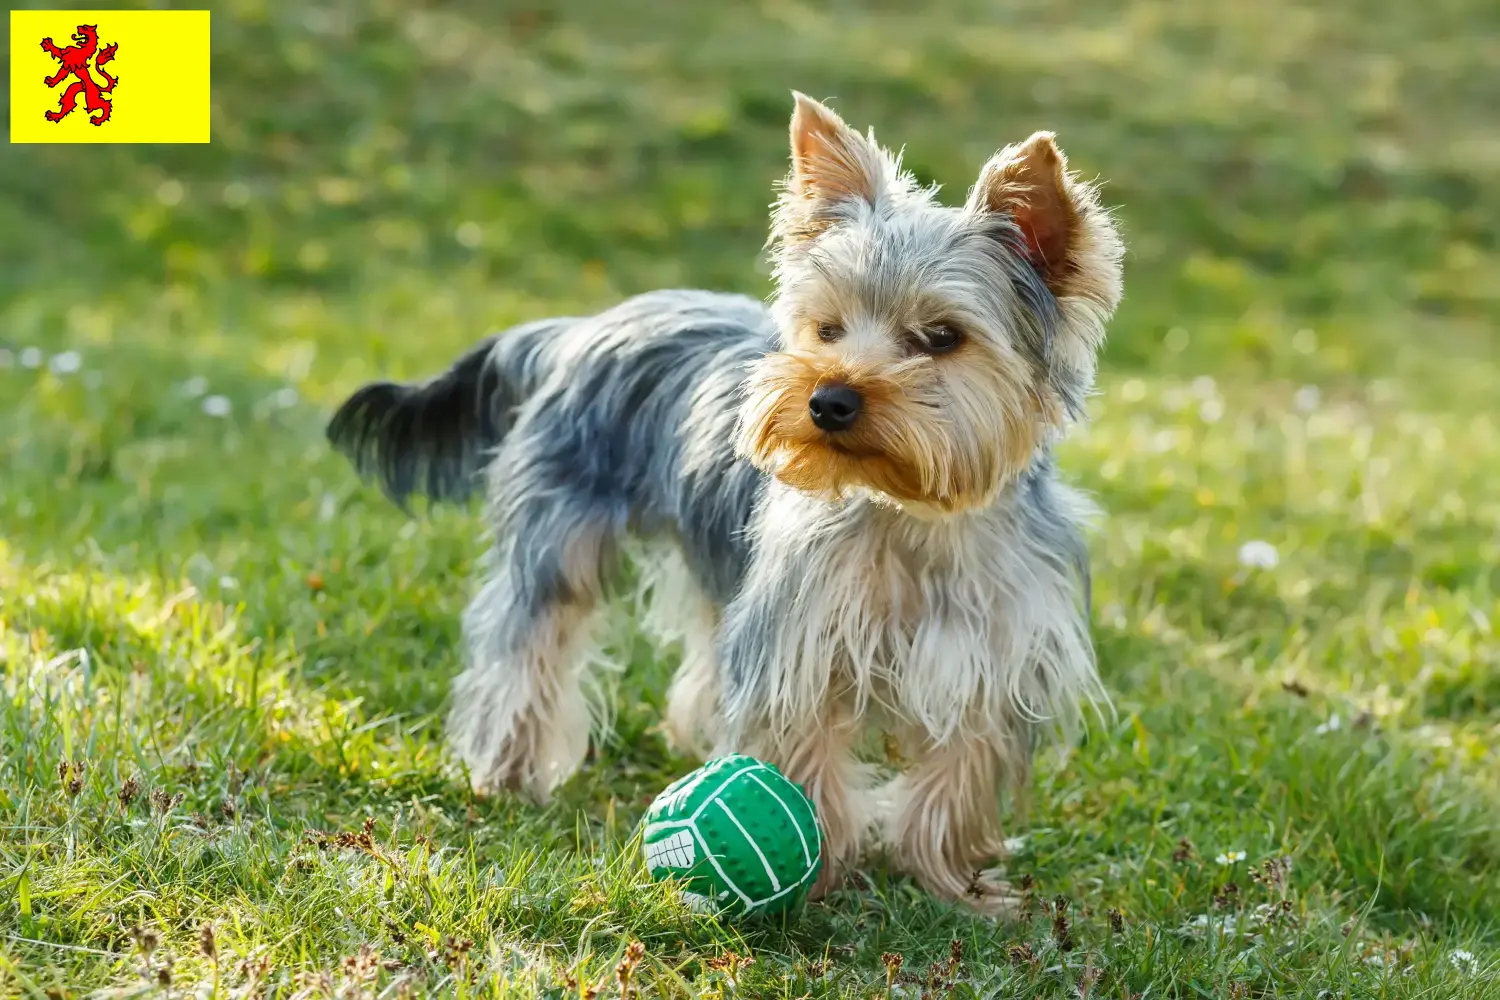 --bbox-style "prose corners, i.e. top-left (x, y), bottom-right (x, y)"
top-left (729, 96), bottom-right (1121, 910)
top-left (449, 600), bottom-right (600, 802)
top-left (881, 721), bottom-right (1031, 914)
top-left (970, 133), bottom-right (1081, 293)
top-left (665, 652), bottom-right (719, 757)
top-left (966, 131), bottom-right (1124, 392)
top-left (727, 485), bottom-right (1102, 747)
top-left (778, 92), bottom-right (899, 240)
top-left (736, 343), bottom-right (1052, 513)
top-left (748, 98), bottom-right (1117, 517)
top-left (635, 545), bottom-right (724, 757)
